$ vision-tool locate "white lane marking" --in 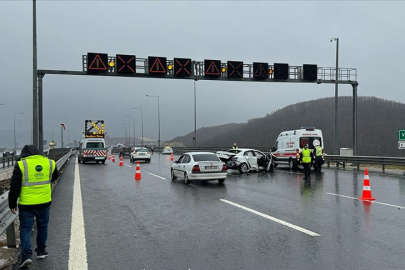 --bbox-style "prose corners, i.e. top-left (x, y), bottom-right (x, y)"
top-left (327, 193), bottom-right (405, 209)
top-left (69, 161), bottom-right (88, 269)
top-left (124, 164), bottom-right (132, 168)
top-left (148, 173), bottom-right (166, 180)
top-left (220, 199), bottom-right (320, 237)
